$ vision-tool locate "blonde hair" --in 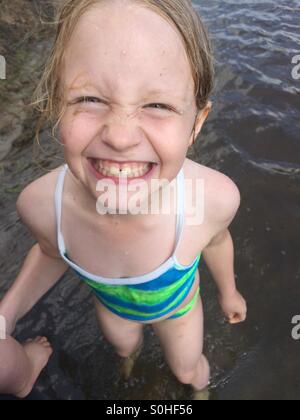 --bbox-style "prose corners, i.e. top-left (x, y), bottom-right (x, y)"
top-left (32, 0), bottom-right (214, 145)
